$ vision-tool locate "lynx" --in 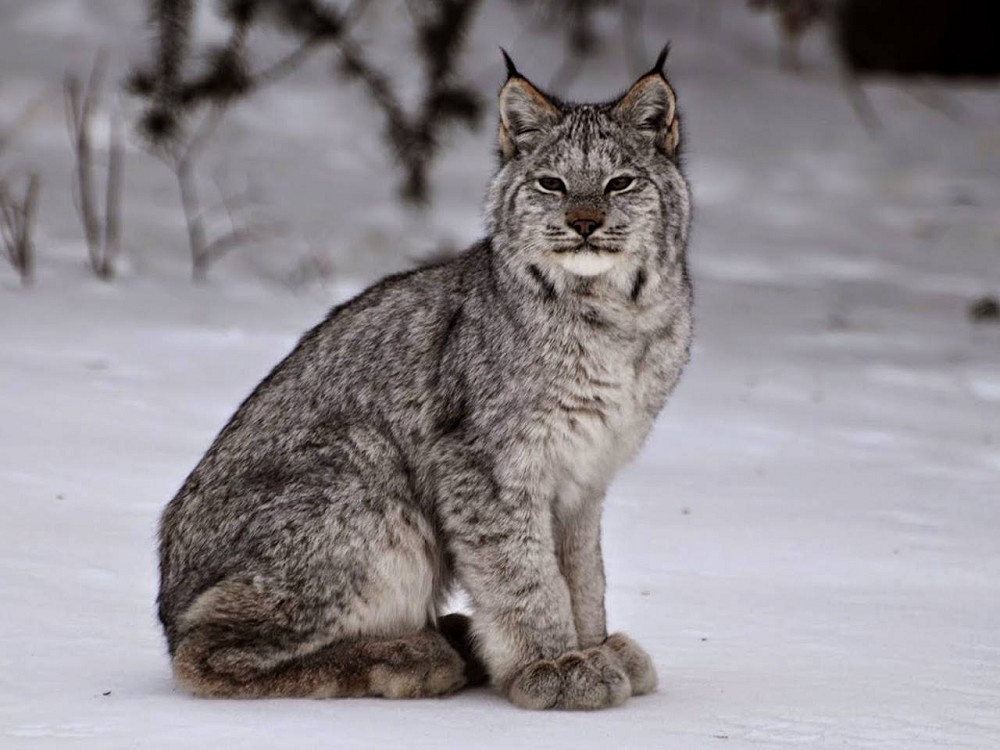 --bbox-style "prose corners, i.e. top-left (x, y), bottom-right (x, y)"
top-left (157, 47), bottom-right (693, 711)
